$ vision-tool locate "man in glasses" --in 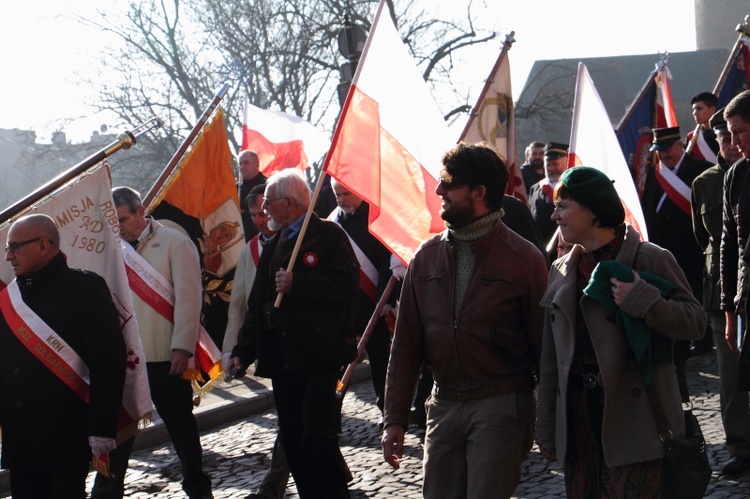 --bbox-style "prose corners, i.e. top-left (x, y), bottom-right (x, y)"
top-left (92, 187), bottom-right (213, 499)
top-left (231, 169), bottom-right (359, 498)
top-left (0, 214), bottom-right (126, 498)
